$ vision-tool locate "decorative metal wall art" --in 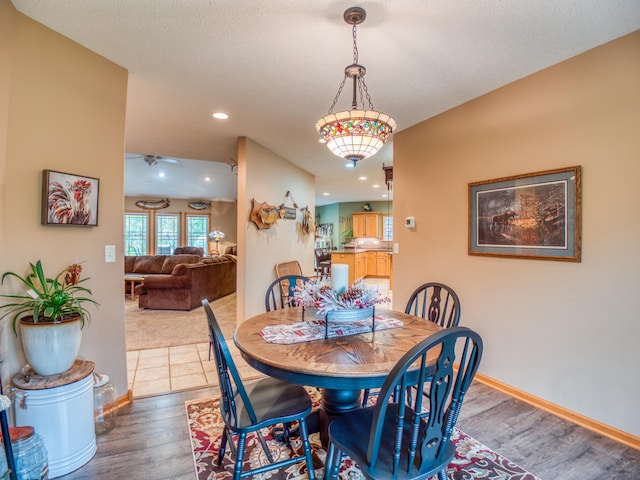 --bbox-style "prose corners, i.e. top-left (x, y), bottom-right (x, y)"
top-left (299, 206), bottom-right (314, 235)
top-left (250, 199), bottom-right (280, 229)
top-left (187, 201), bottom-right (211, 210)
top-left (135, 198), bottom-right (170, 210)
